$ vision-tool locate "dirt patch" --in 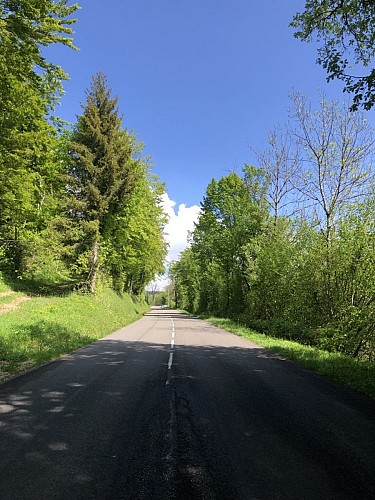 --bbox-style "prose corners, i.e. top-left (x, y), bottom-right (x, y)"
top-left (0, 296), bottom-right (30, 315)
top-left (0, 291), bottom-right (16, 298)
